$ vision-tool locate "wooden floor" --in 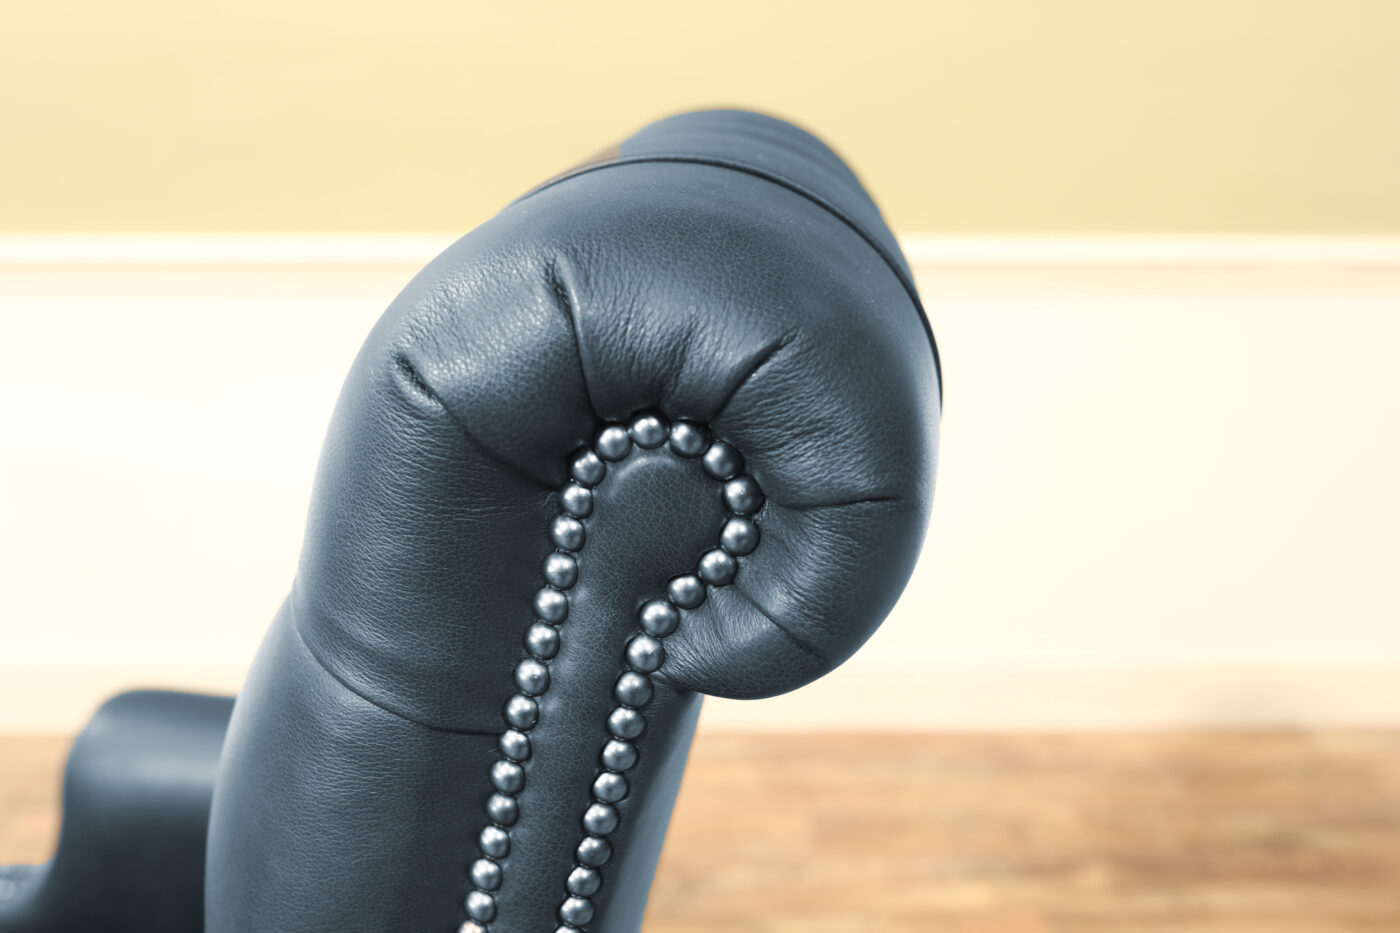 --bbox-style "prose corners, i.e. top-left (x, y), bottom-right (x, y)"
top-left (3, 732), bottom-right (1398, 931)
